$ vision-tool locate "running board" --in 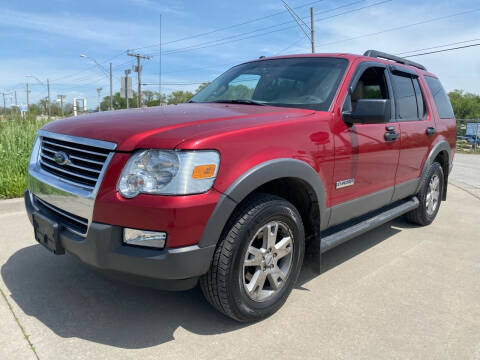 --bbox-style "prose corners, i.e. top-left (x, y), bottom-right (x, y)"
top-left (320, 196), bottom-right (419, 254)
